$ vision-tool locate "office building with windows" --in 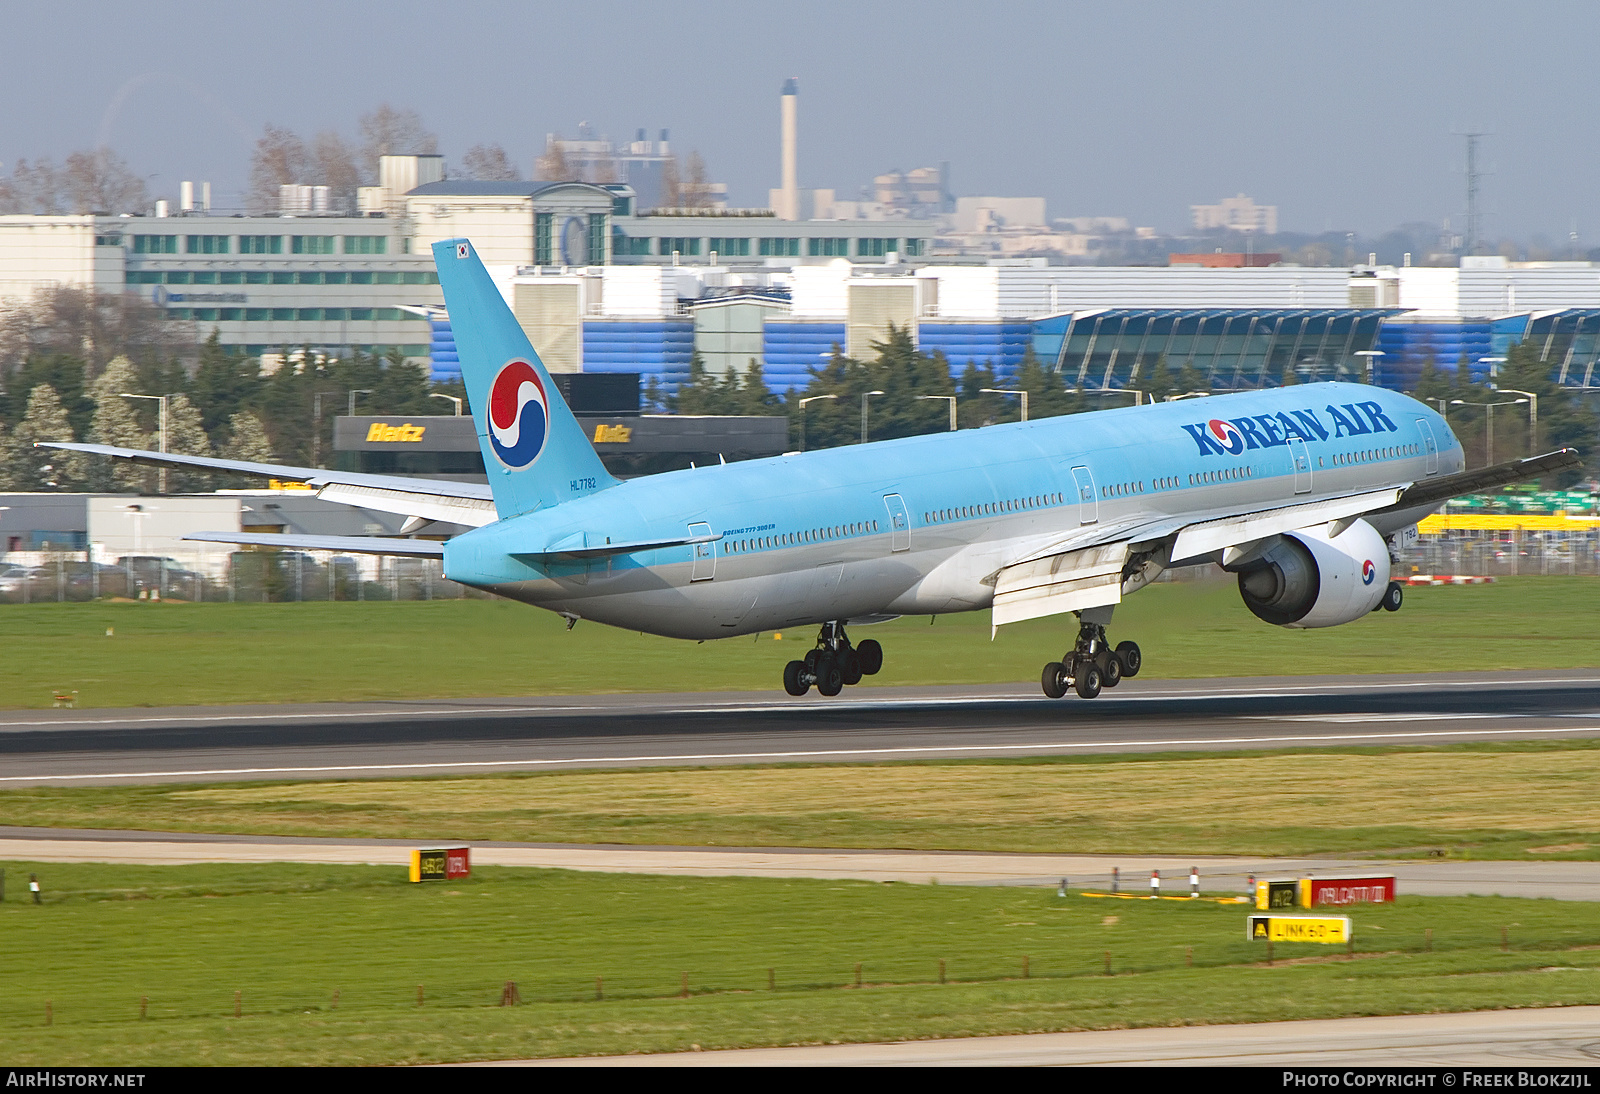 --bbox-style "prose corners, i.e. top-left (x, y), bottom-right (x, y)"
top-left (0, 210), bottom-right (440, 361)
